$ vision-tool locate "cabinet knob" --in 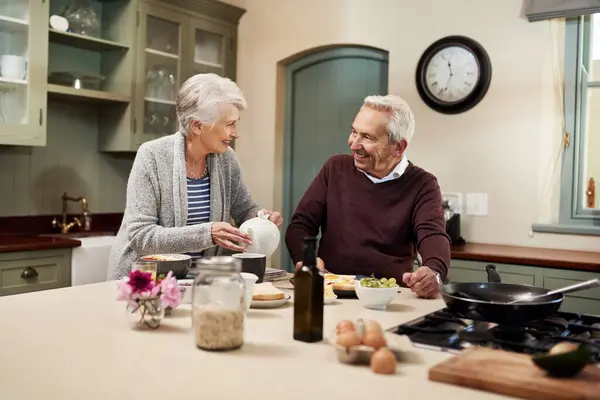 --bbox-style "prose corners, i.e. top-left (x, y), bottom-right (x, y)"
top-left (21, 267), bottom-right (39, 280)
